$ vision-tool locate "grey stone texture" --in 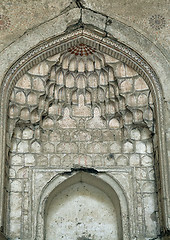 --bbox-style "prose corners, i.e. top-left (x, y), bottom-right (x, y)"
top-left (0, 1), bottom-right (169, 240)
